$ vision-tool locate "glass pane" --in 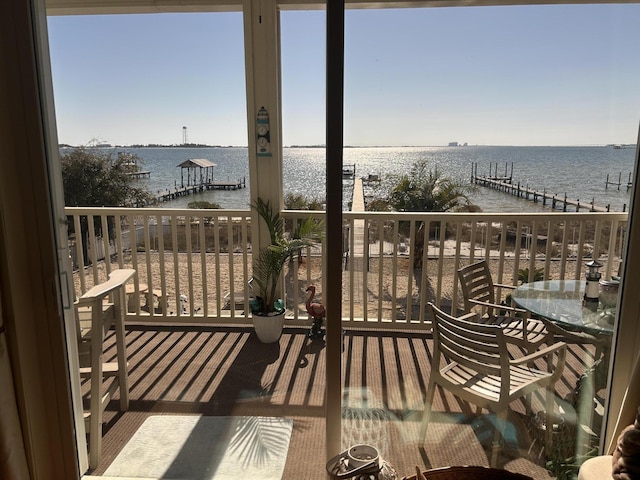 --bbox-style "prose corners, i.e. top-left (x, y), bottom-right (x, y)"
top-left (331, 5), bottom-right (638, 479)
top-left (48, 12), bottom-right (250, 212)
top-left (46, 11), bottom-right (272, 477)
